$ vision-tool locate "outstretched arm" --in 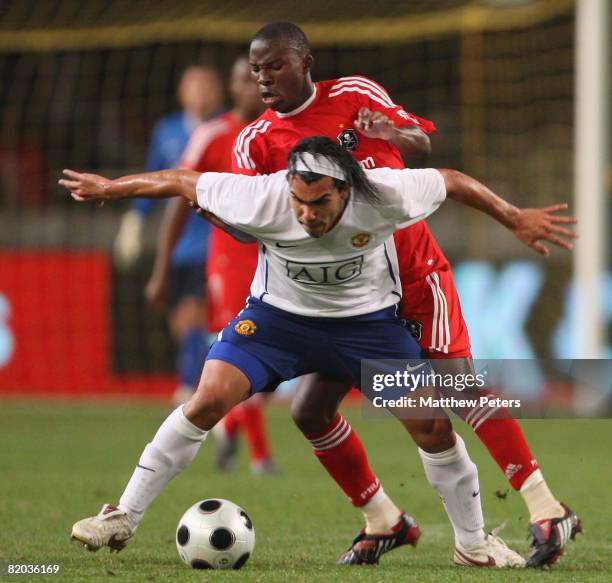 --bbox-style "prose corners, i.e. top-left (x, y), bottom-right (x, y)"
top-left (60, 168), bottom-right (257, 243)
top-left (438, 169), bottom-right (578, 257)
top-left (59, 169), bottom-right (200, 204)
